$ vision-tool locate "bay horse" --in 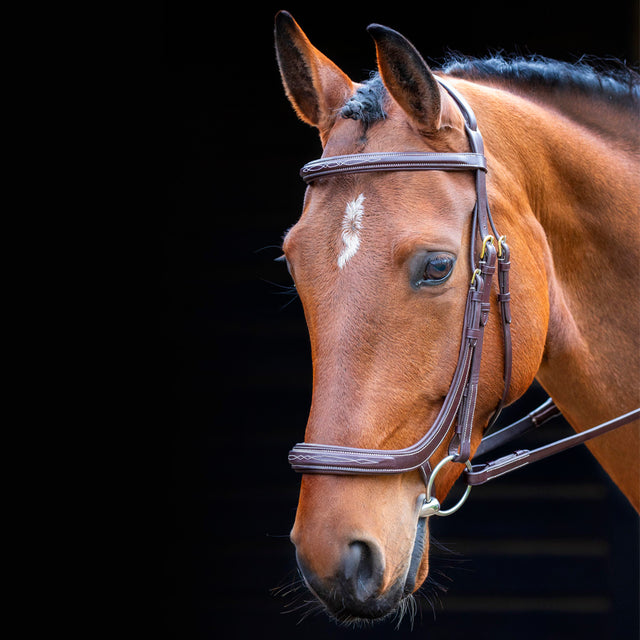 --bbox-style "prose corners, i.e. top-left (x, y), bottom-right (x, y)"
top-left (274, 10), bottom-right (640, 623)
